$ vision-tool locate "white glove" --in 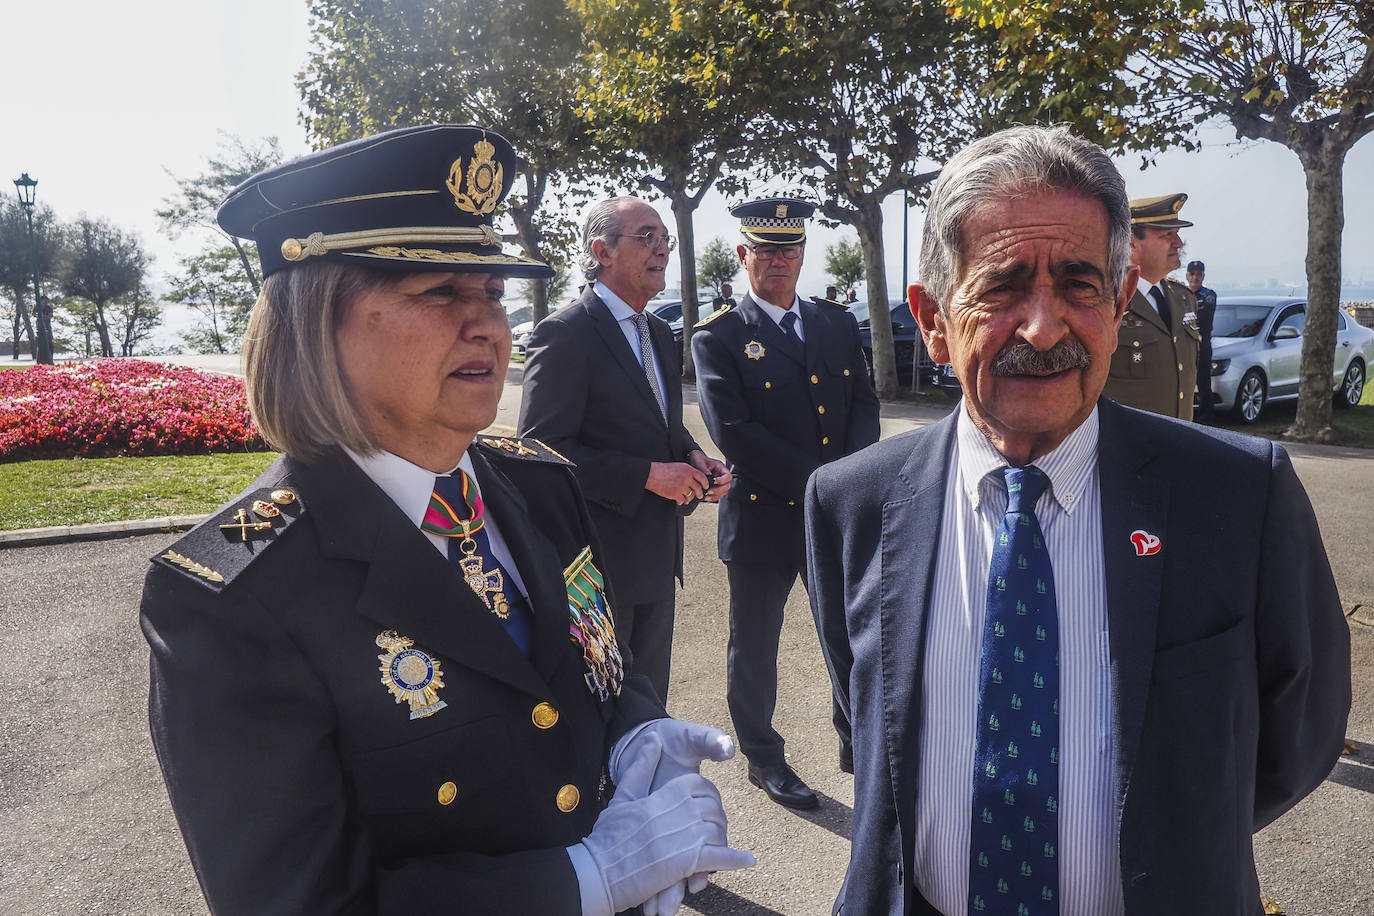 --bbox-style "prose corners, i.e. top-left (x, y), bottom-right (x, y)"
top-left (579, 732), bottom-right (755, 914)
top-left (614, 720), bottom-right (737, 914)
top-left (612, 718), bottom-right (736, 797)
